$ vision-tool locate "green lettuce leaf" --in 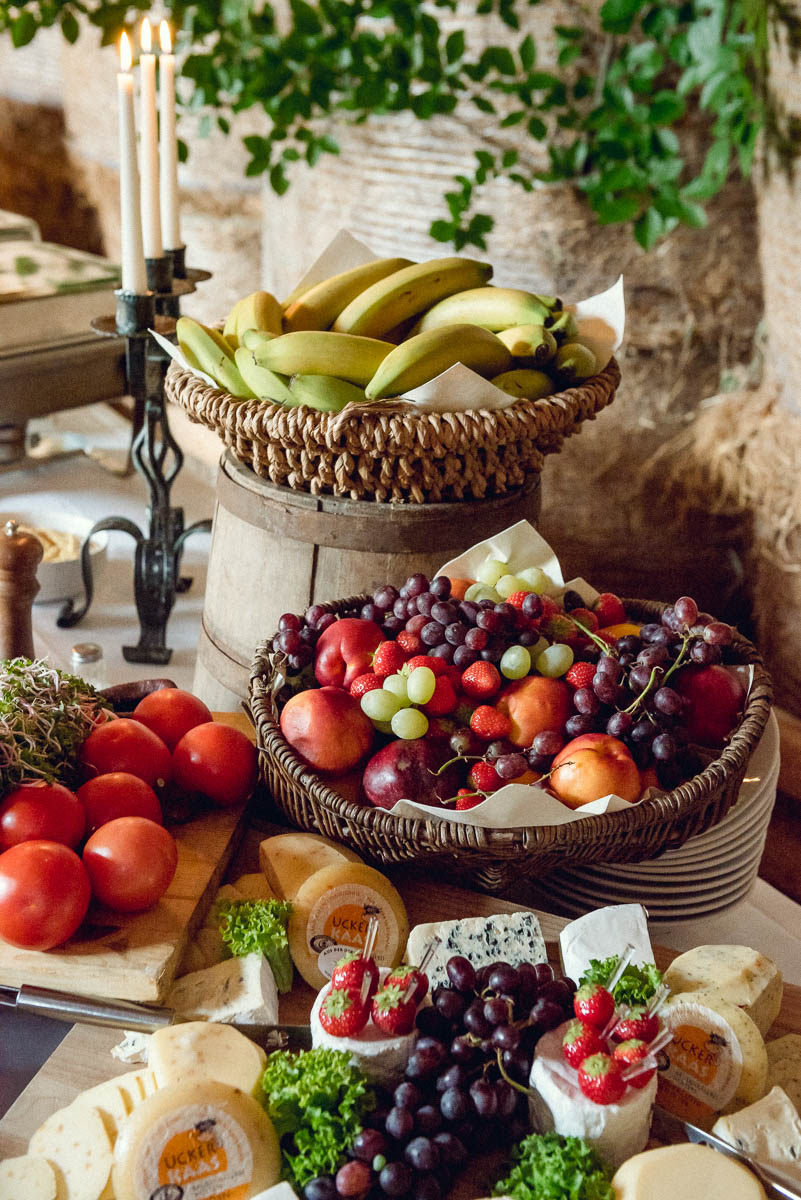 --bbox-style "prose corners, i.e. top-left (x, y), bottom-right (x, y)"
top-left (494, 1131), bottom-right (614, 1200)
top-left (216, 898), bottom-right (294, 993)
top-left (579, 955), bottom-right (663, 1007)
